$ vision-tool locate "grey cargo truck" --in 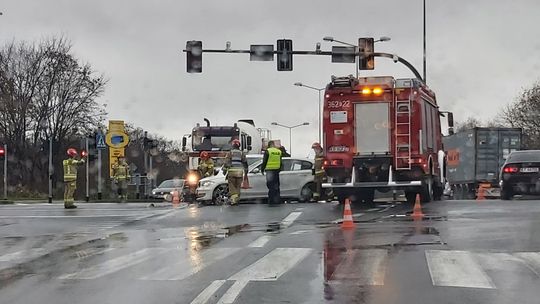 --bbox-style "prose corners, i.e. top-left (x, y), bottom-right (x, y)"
top-left (443, 128), bottom-right (522, 199)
